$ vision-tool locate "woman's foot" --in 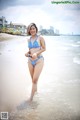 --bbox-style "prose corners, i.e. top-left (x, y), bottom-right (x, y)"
top-left (27, 97), bottom-right (33, 103)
